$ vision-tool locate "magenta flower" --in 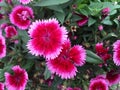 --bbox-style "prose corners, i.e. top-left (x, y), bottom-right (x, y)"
top-left (106, 70), bottom-right (120, 86)
top-left (5, 26), bottom-right (18, 38)
top-left (19, 0), bottom-right (33, 4)
top-left (0, 35), bottom-right (6, 58)
top-left (113, 40), bottom-right (120, 66)
top-left (6, 0), bottom-right (12, 4)
top-left (95, 43), bottom-right (111, 63)
top-left (89, 76), bottom-right (109, 90)
top-left (0, 83), bottom-right (4, 90)
top-left (9, 5), bottom-right (34, 30)
top-left (0, 14), bottom-right (3, 19)
top-left (27, 18), bottom-right (68, 59)
top-left (47, 40), bottom-right (86, 79)
top-left (98, 25), bottom-right (103, 31)
top-left (102, 7), bottom-right (110, 16)
top-left (76, 14), bottom-right (88, 27)
top-left (0, 23), bottom-right (9, 29)
top-left (5, 65), bottom-right (28, 90)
